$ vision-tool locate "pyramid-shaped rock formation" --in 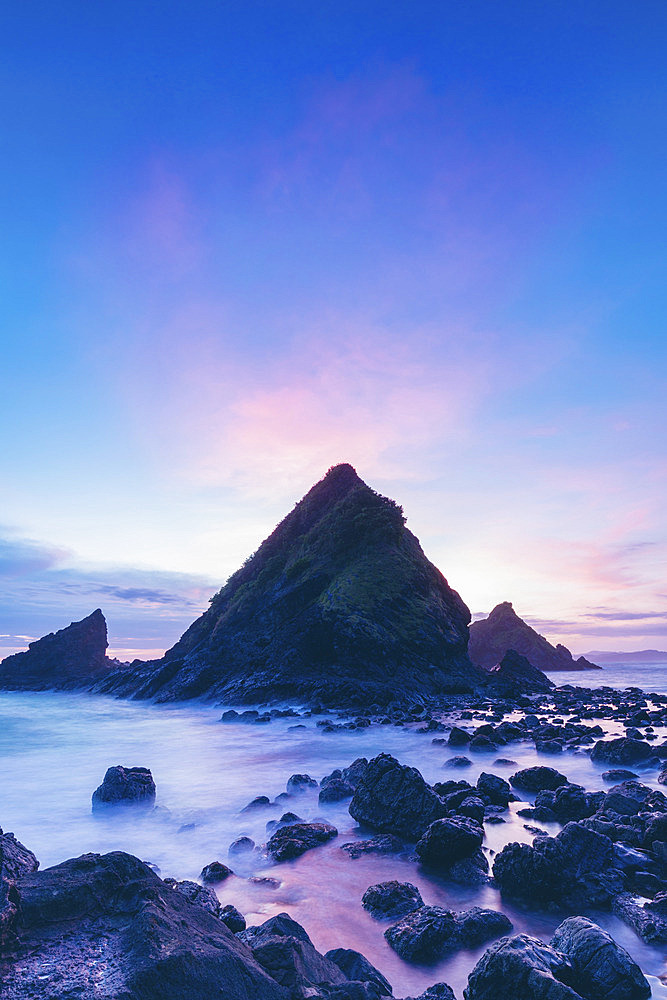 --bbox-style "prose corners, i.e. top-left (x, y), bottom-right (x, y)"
top-left (0, 609), bottom-right (111, 691)
top-left (469, 602), bottom-right (600, 673)
top-left (100, 464), bottom-right (484, 706)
